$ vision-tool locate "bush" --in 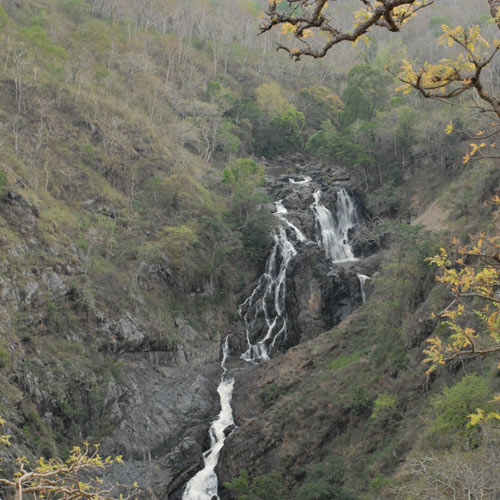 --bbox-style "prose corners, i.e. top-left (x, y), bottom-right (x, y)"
top-left (297, 86), bottom-right (343, 133)
top-left (329, 353), bottom-right (361, 371)
top-left (255, 107), bottom-right (305, 157)
top-left (61, 0), bottom-right (90, 23)
top-left (371, 392), bottom-right (398, 423)
top-left (366, 183), bottom-right (406, 218)
top-left (427, 374), bottom-right (492, 446)
top-left (224, 469), bottom-right (284, 500)
top-left (240, 211), bottom-right (274, 264)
